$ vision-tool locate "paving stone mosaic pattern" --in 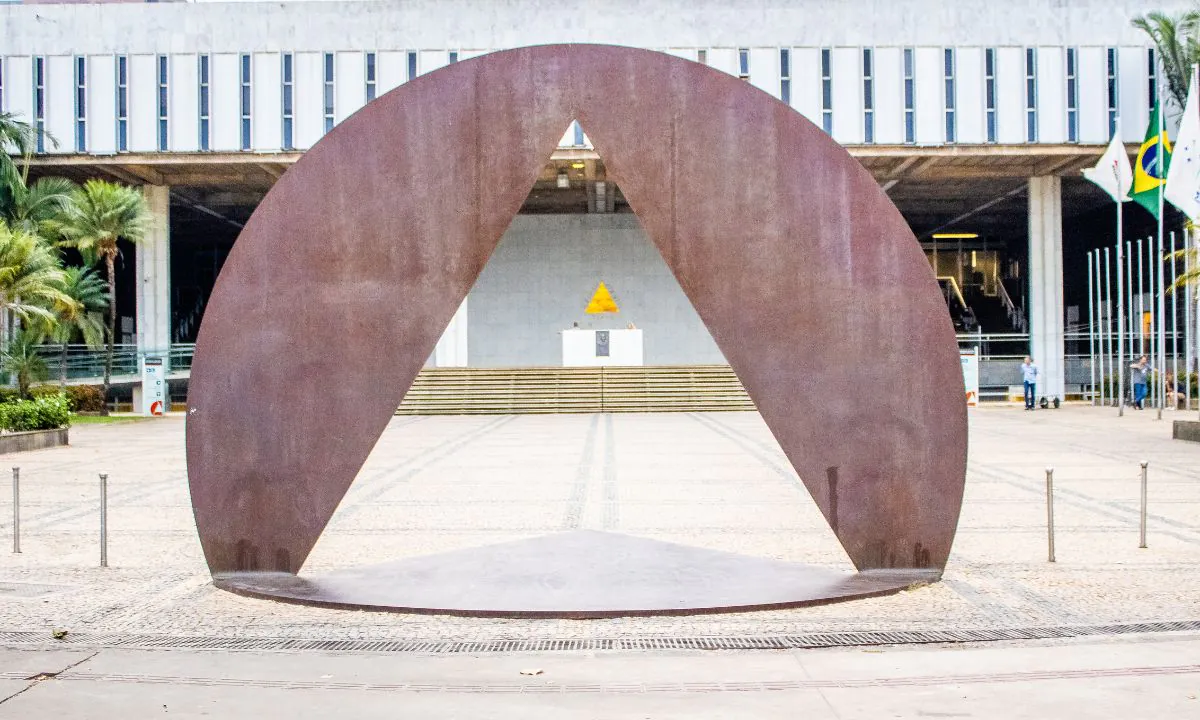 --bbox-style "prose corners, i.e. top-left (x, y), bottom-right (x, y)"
top-left (0, 407), bottom-right (1197, 643)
